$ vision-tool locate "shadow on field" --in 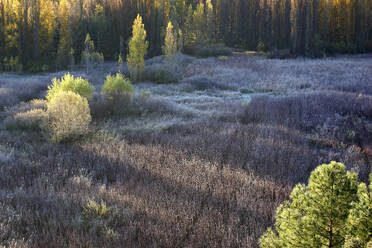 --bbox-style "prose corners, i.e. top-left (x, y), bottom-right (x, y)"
top-left (0, 130), bottom-right (290, 247)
